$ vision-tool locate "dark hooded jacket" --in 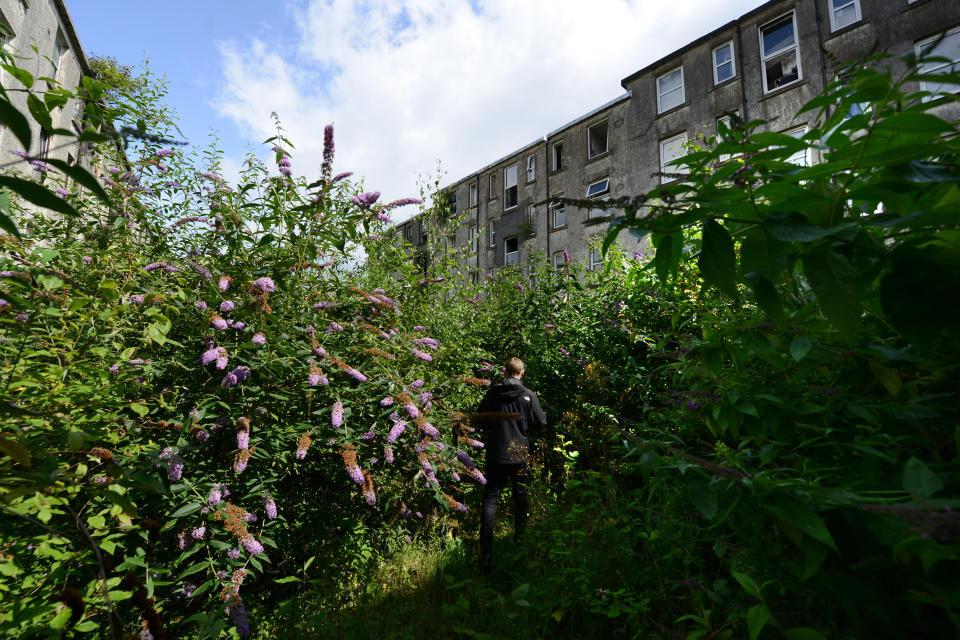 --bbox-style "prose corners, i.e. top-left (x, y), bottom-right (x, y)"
top-left (476, 377), bottom-right (547, 465)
